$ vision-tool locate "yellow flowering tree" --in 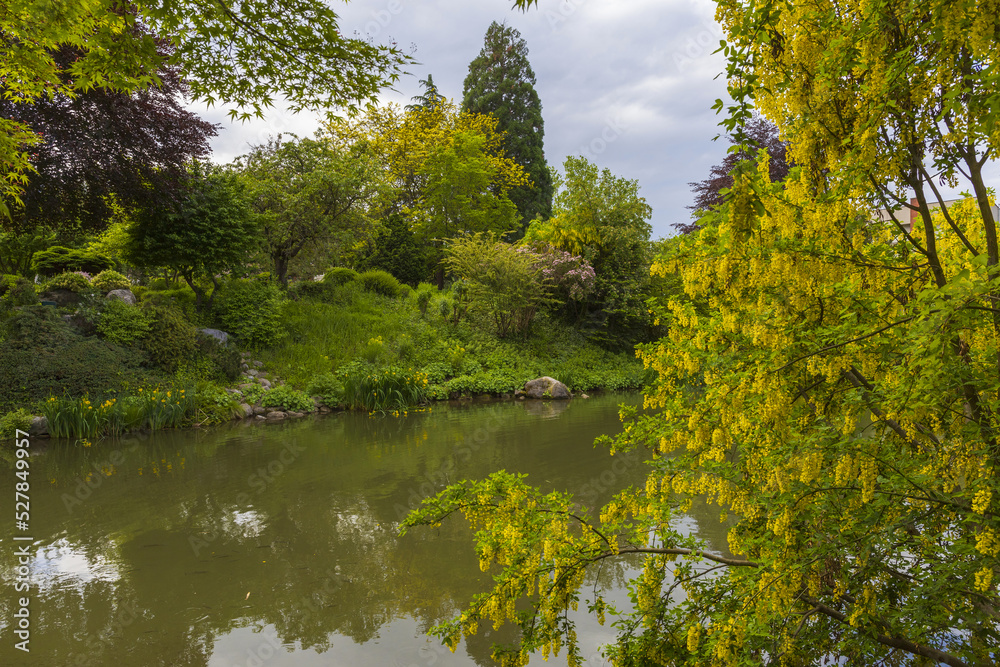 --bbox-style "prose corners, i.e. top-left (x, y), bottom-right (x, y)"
top-left (404, 1), bottom-right (1000, 666)
top-left (330, 101), bottom-right (528, 287)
